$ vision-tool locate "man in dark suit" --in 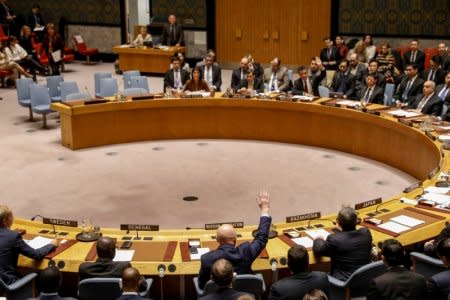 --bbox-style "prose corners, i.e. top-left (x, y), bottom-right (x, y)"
top-left (421, 55), bottom-right (446, 86)
top-left (231, 57), bottom-right (249, 91)
top-left (437, 42), bottom-right (450, 71)
top-left (268, 245), bottom-right (329, 300)
top-left (427, 238), bottom-right (450, 300)
top-left (358, 74), bottom-right (385, 104)
top-left (200, 259), bottom-right (250, 300)
top-left (198, 192), bottom-right (271, 289)
top-left (292, 61), bottom-right (326, 96)
top-left (403, 39), bottom-right (426, 72)
top-left (160, 14), bottom-right (184, 46)
top-left (237, 71), bottom-right (264, 94)
top-left (313, 207), bottom-right (372, 281)
top-left (367, 239), bottom-right (426, 300)
top-left (329, 60), bottom-right (355, 99)
top-left (247, 54), bottom-right (264, 82)
top-left (200, 54), bottom-right (222, 91)
top-left (0, 206), bottom-right (58, 285)
top-left (394, 64), bottom-right (425, 103)
top-left (360, 60), bottom-right (386, 90)
top-left (437, 72), bottom-right (450, 103)
top-left (26, 3), bottom-right (45, 30)
top-left (319, 37), bottom-right (341, 71)
top-left (0, 0), bottom-right (16, 35)
top-left (348, 53), bottom-right (368, 86)
top-left (408, 80), bottom-right (443, 116)
top-left (163, 56), bottom-right (190, 92)
top-left (116, 267), bottom-right (146, 300)
top-left (27, 266), bottom-right (76, 300)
